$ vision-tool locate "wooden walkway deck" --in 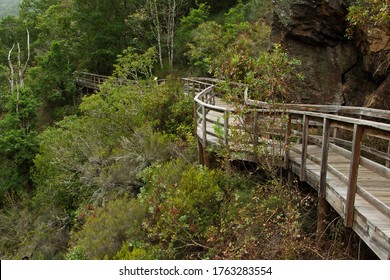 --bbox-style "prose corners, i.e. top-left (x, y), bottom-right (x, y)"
top-left (76, 73), bottom-right (390, 259)
top-left (185, 77), bottom-right (390, 260)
